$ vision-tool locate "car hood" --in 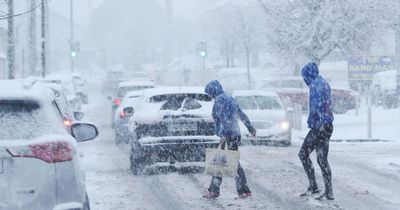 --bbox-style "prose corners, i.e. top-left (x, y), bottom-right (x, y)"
top-left (242, 109), bottom-right (286, 122)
